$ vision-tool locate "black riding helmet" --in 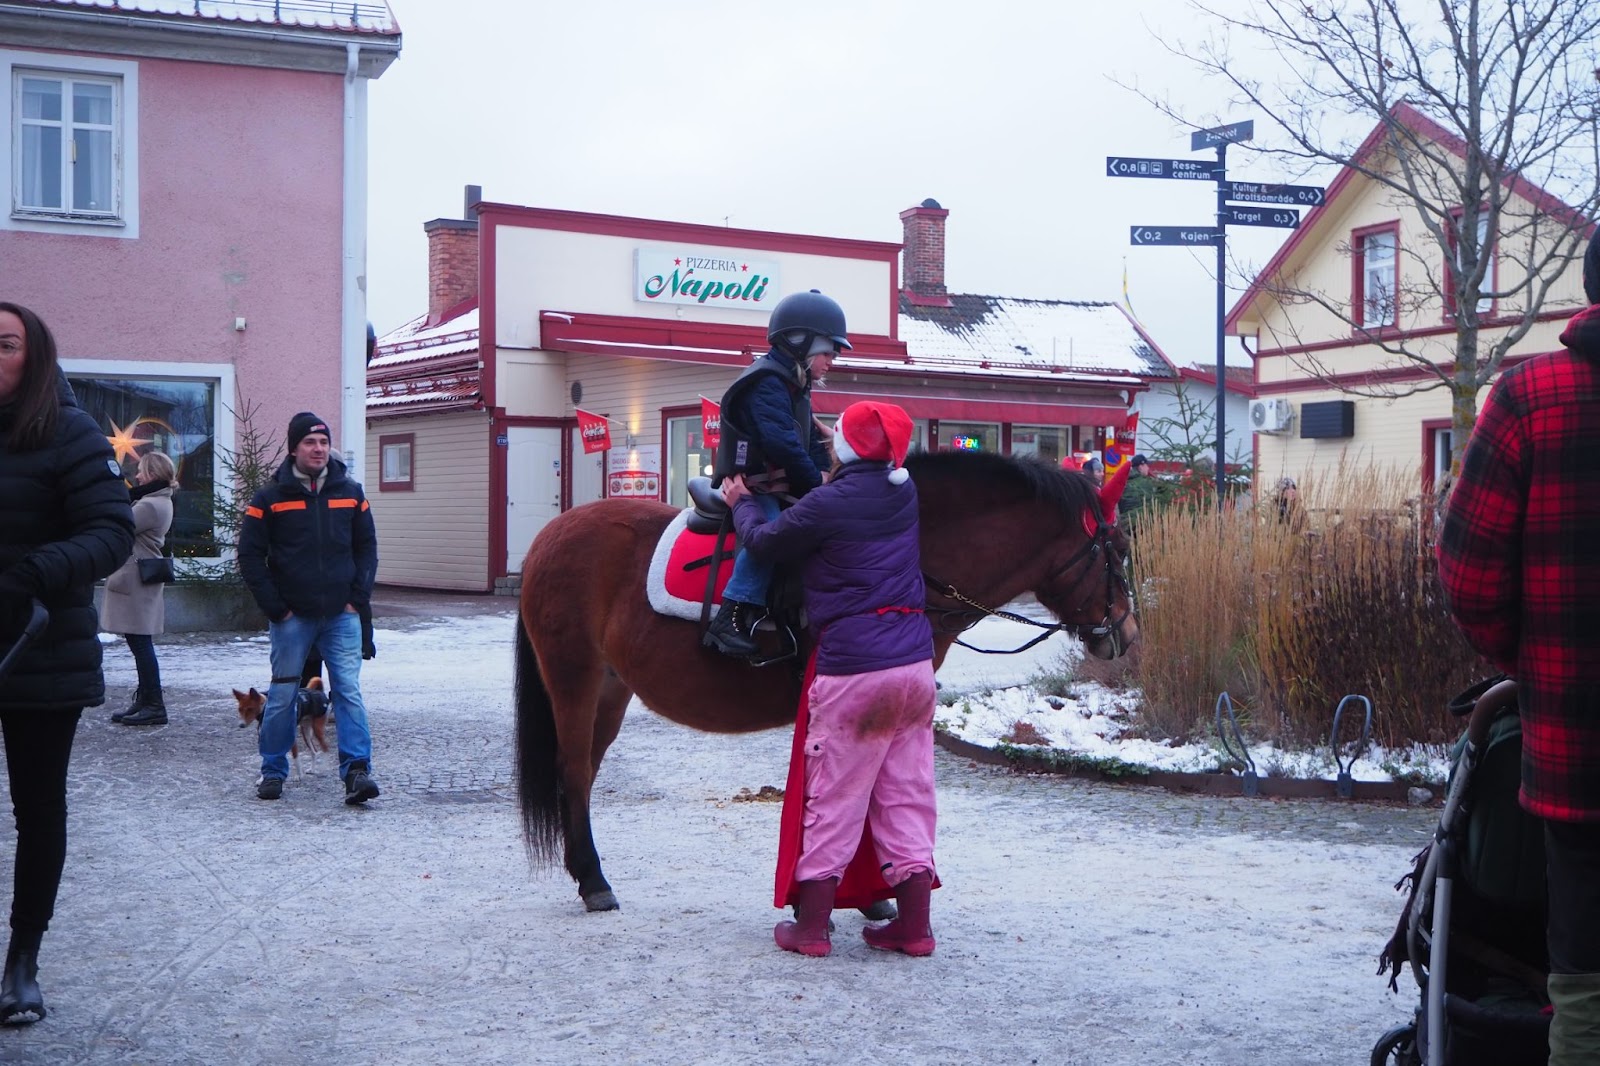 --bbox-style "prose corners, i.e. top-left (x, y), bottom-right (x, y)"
top-left (767, 289), bottom-right (852, 360)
